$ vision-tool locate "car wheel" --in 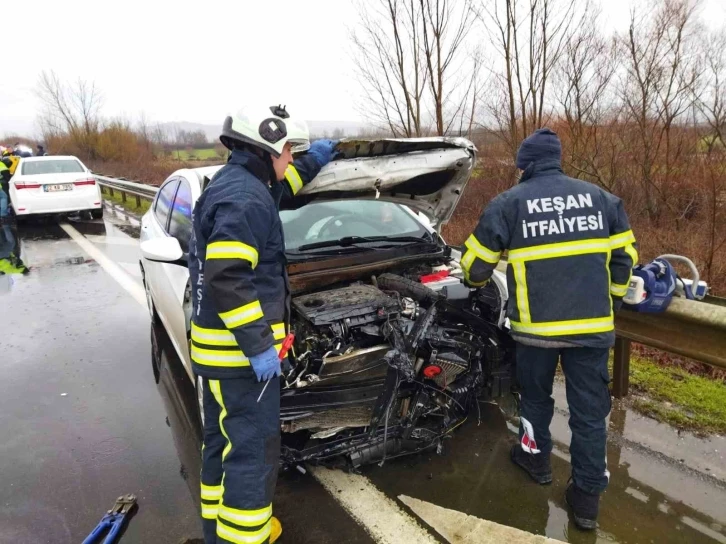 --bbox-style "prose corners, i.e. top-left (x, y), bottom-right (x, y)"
top-left (91, 208), bottom-right (103, 220)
